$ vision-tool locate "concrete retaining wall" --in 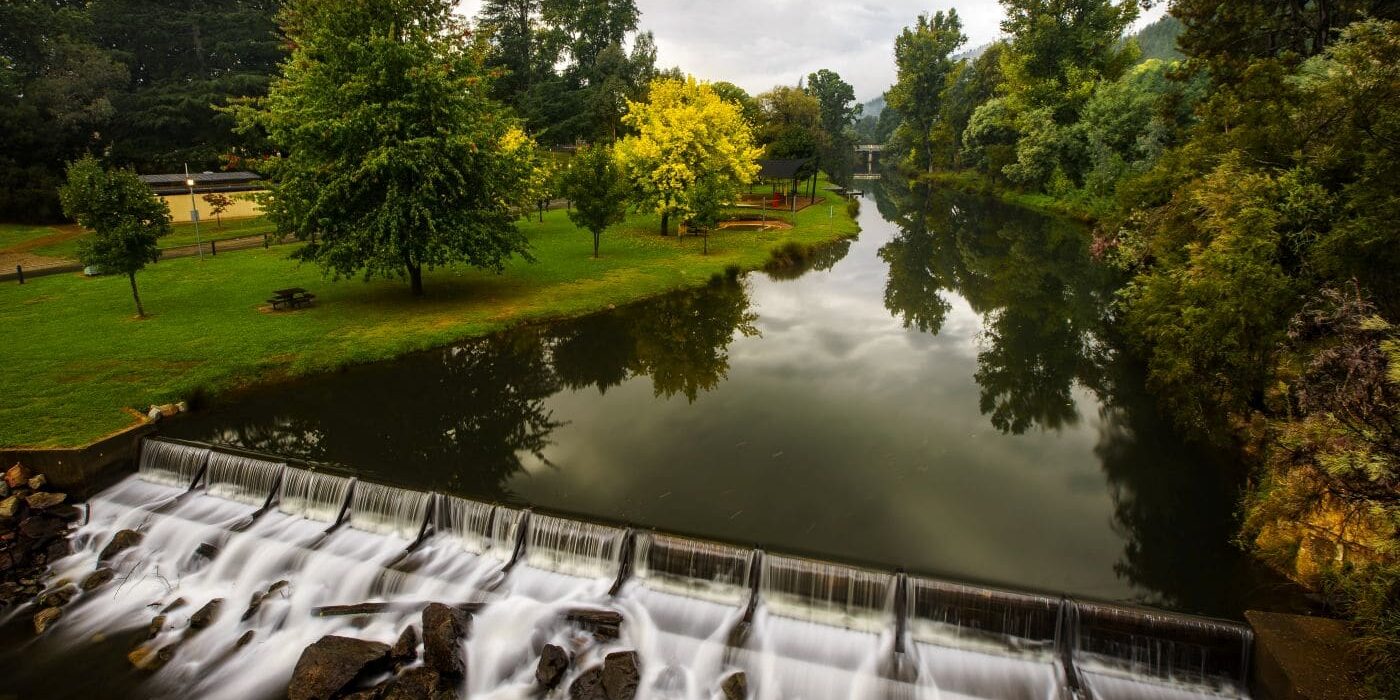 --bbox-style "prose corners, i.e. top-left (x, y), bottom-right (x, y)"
top-left (0, 421), bottom-right (155, 496)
